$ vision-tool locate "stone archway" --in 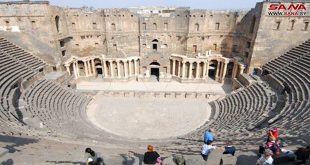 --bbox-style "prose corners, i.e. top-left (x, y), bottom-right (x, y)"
top-left (150, 62), bottom-right (160, 81)
top-left (94, 58), bottom-right (102, 77)
top-left (226, 62), bottom-right (234, 78)
top-left (208, 60), bottom-right (218, 80)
